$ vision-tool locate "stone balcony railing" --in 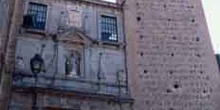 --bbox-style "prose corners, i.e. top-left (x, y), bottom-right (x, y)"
top-left (12, 71), bottom-right (131, 102)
